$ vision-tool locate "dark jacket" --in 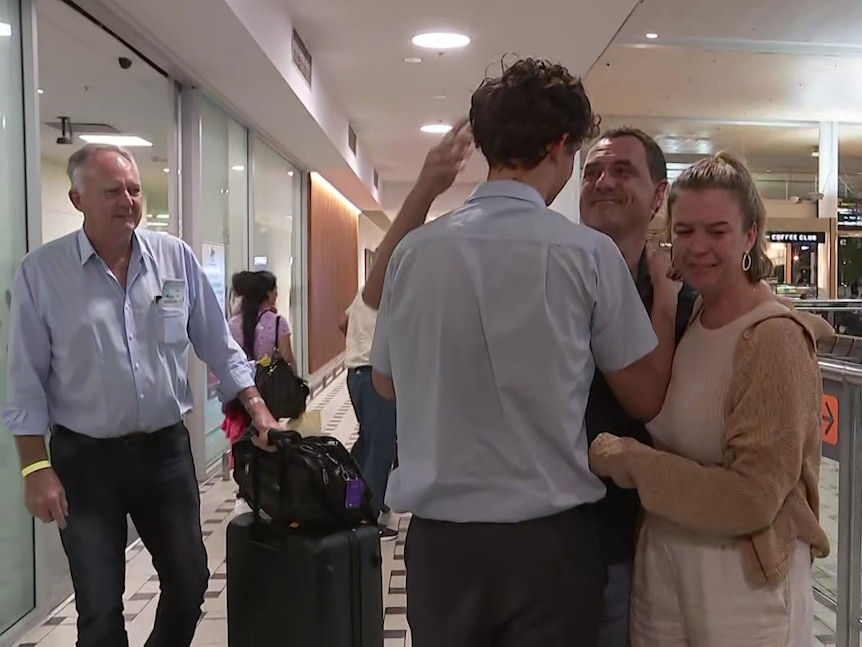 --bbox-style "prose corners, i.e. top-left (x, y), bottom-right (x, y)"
top-left (585, 249), bottom-right (697, 564)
